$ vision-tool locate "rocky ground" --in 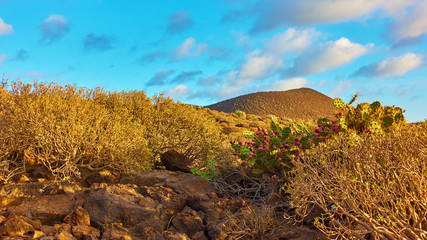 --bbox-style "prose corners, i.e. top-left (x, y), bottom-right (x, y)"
top-left (0, 152), bottom-right (326, 240)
